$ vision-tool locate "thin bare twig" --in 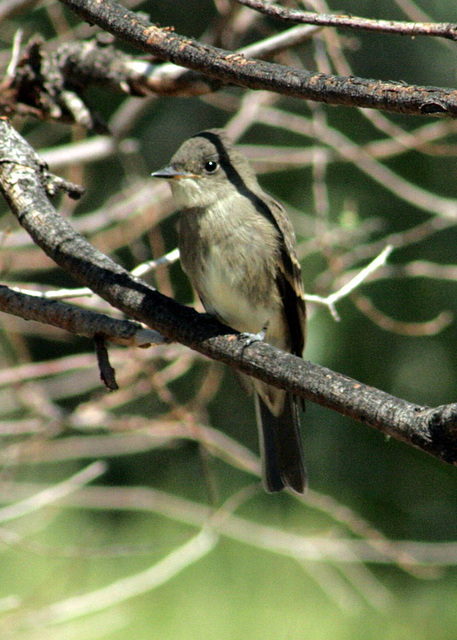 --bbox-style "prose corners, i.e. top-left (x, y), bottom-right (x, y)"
top-left (29, 528), bottom-right (217, 628)
top-left (94, 335), bottom-right (119, 390)
top-left (257, 106), bottom-right (457, 219)
top-left (131, 248), bottom-right (180, 278)
top-left (237, 0), bottom-right (457, 41)
top-left (352, 294), bottom-right (453, 336)
top-left (3, 482), bottom-right (453, 569)
top-left (306, 240), bottom-right (393, 320)
top-left (4, 29), bottom-right (23, 80)
top-left (0, 461), bottom-right (106, 524)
